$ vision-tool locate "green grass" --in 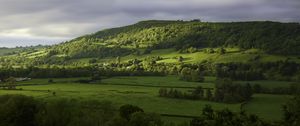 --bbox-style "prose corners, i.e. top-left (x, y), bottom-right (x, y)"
top-left (237, 80), bottom-right (297, 88)
top-left (0, 76), bottom-right (294, 122)
top-left (1, 83), bottom-right (240, 116)
top-left (244, 94), bottom-right (291, 121)
top-left (101, 76), bottom-right (216, 88)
